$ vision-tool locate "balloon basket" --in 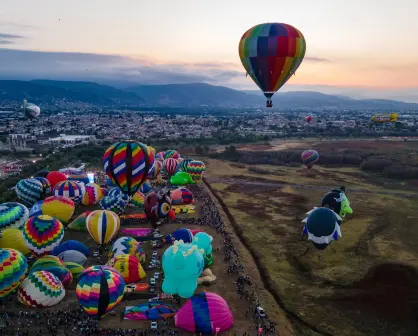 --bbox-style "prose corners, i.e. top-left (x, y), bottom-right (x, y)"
top-left (301, 168), bottom-right (317, 178)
